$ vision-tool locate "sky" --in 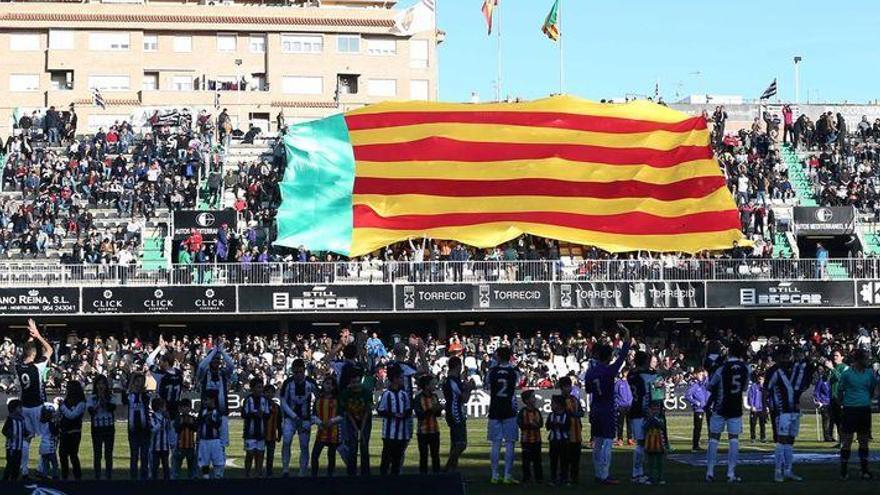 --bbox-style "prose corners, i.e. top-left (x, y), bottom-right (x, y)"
top-left (400, 0), bottom-right (880, 104)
